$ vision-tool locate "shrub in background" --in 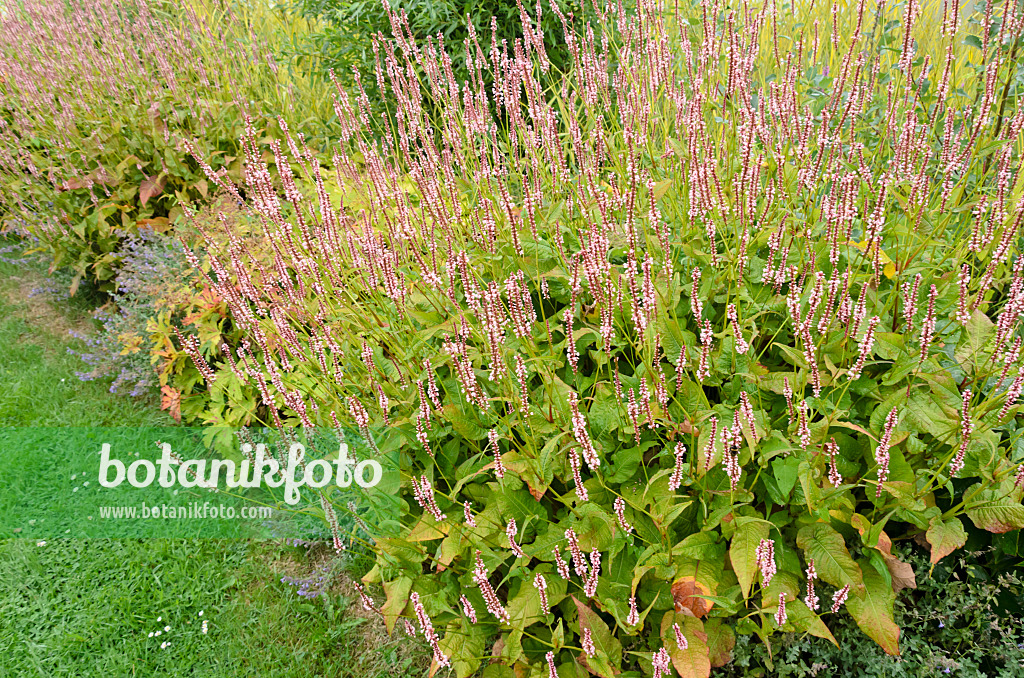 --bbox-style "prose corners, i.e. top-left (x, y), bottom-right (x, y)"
top-left (0, 0), bottom-right (334, 293)
top-left (166, 0), bottom-right (1024, 675)
top-left (287, 0), bottom-right (589, 108)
